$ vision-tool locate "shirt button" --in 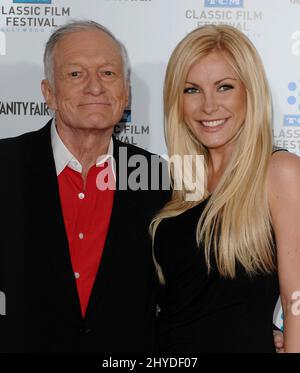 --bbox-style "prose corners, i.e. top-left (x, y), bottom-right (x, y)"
top-left (79, 233), bottom-right (84, 240)
top-left (74, 272), bottom-right (80, 279)
top-left (78, 192), bottom-right (85, 200)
